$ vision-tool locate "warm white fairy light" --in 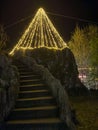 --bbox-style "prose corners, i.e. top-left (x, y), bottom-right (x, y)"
top-left (9, 8), bottom-right (68, 55)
